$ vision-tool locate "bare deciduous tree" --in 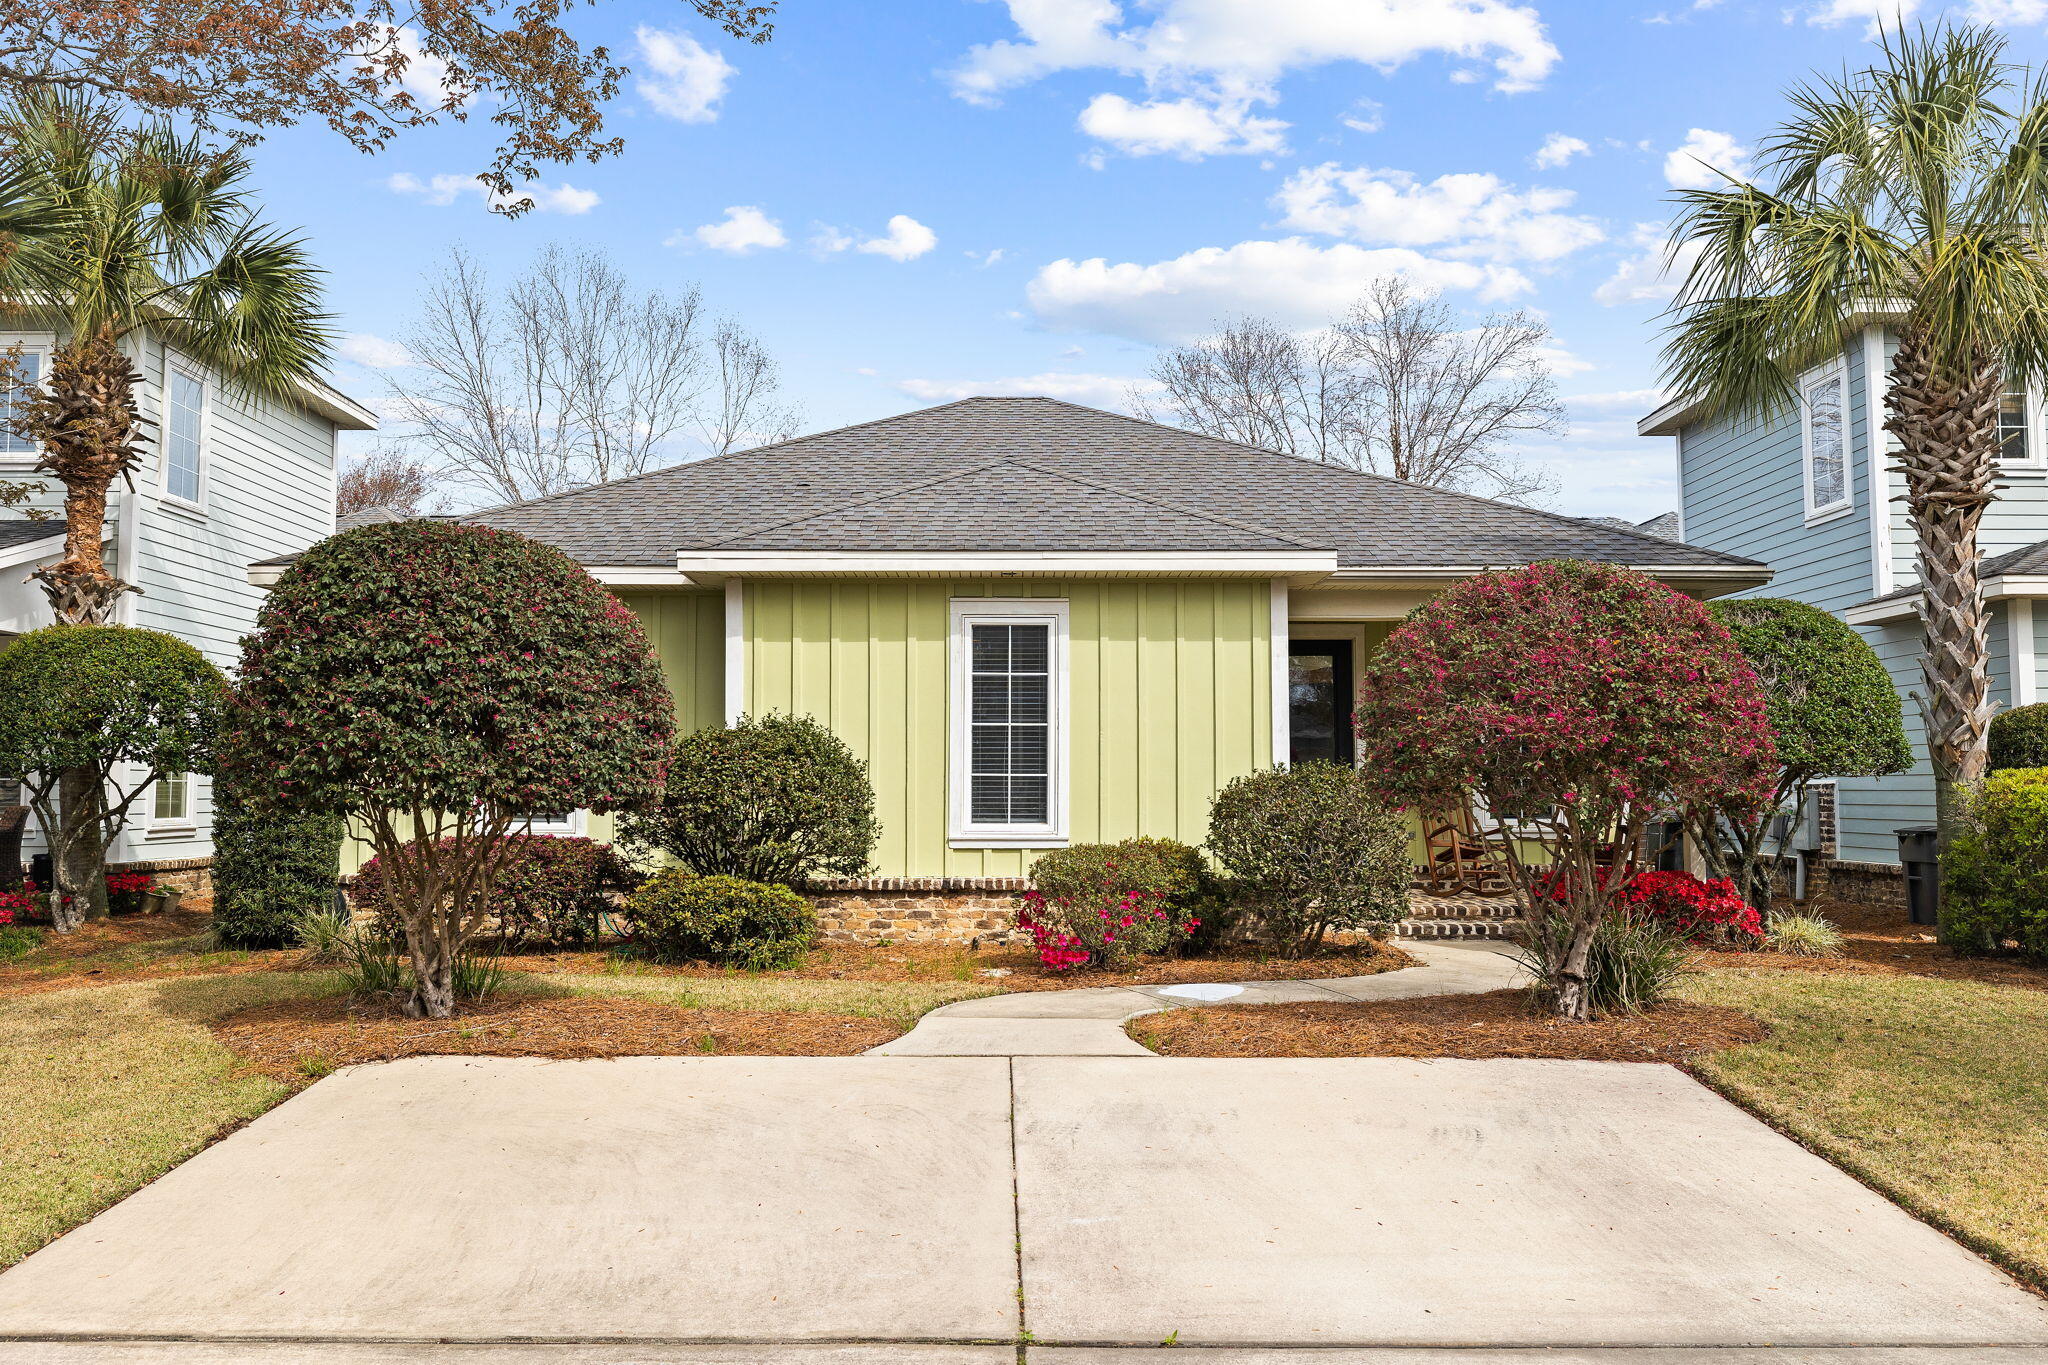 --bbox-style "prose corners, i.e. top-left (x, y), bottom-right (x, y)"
top-left (1134, 278), bottom-right (1566, 504)
top-left (389, 245), bottom-right (799, 504)
top-left (337, 448), bottom-right (445, 518)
